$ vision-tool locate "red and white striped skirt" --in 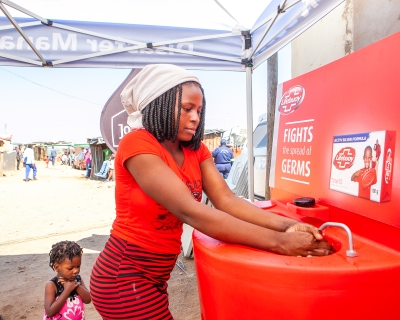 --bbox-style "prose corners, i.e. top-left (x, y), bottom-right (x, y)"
top-left (90, 234), bottom-right (178, 319)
